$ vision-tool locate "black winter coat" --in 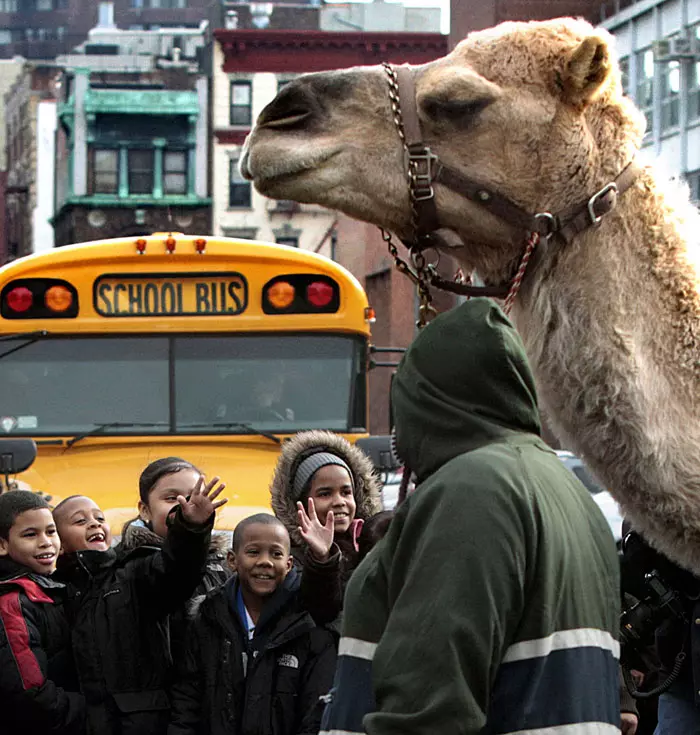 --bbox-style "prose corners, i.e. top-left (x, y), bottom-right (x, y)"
top-left (0, 558), bottom-right (85, 734)
top-left (168, 568), bottom-right (337, 735)
top-left (55, 510), bottom-right (213, 735)
top-left (117, 519), bottom-right (231, 663)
